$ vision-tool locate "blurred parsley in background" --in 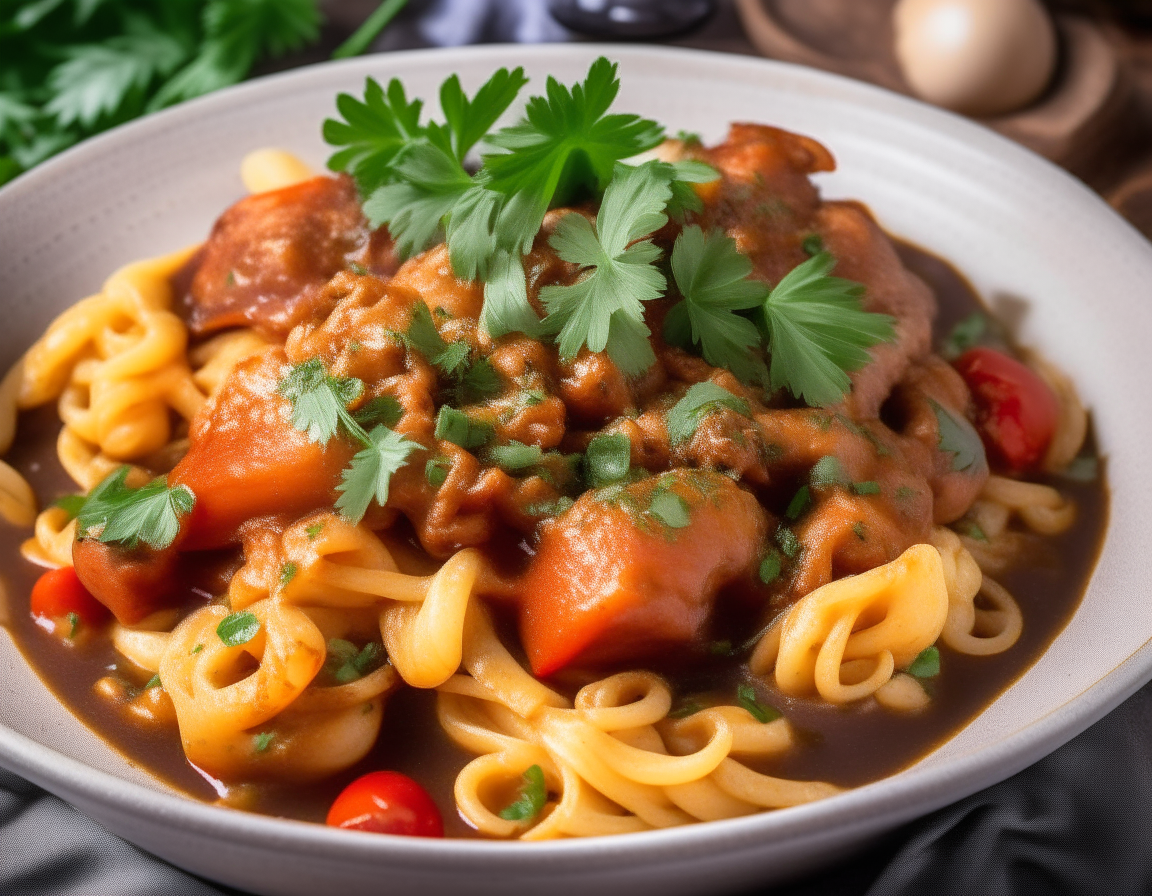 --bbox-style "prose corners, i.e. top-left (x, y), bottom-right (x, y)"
top-left (0, 0), bottom-right (327, 186)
